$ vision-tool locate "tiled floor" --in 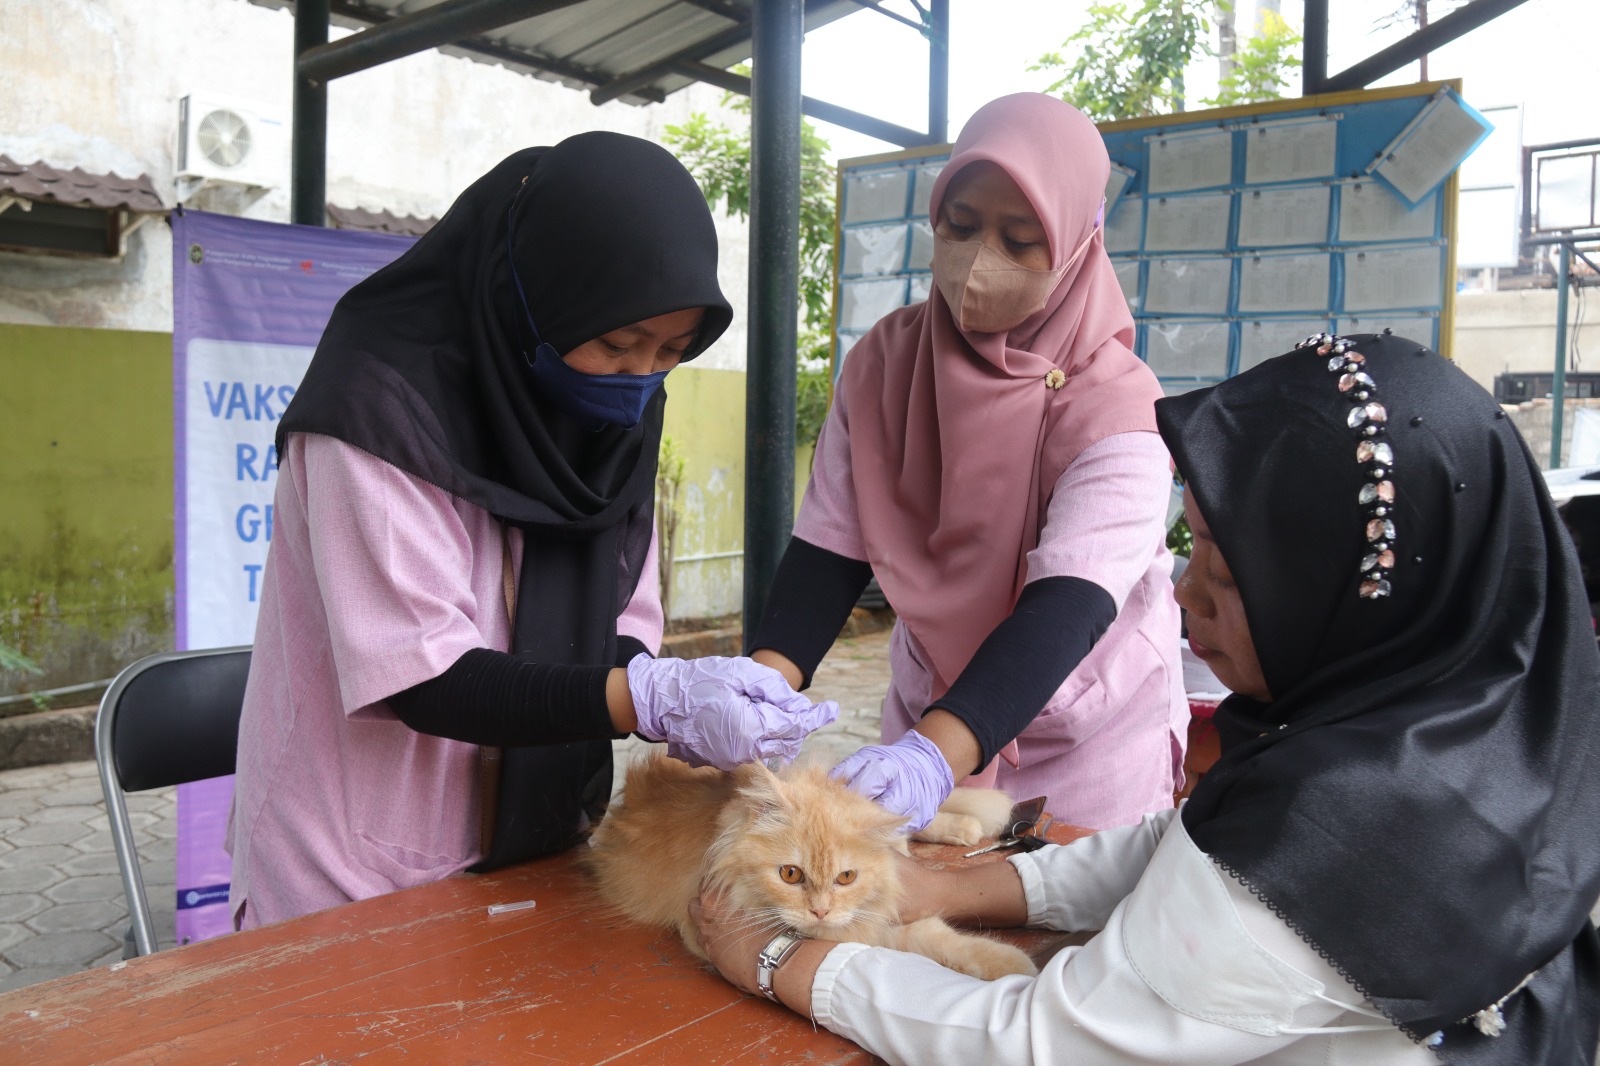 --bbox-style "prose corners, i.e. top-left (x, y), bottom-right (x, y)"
top-left (0, 628), bottom-right (895, 992)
